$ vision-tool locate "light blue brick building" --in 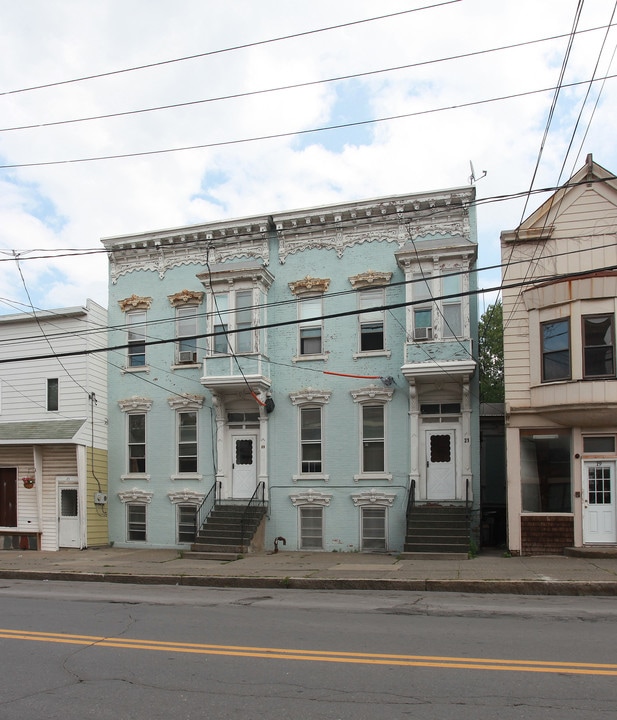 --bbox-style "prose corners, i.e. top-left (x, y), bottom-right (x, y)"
top-left (102, 186), bottom-right (479, 554)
